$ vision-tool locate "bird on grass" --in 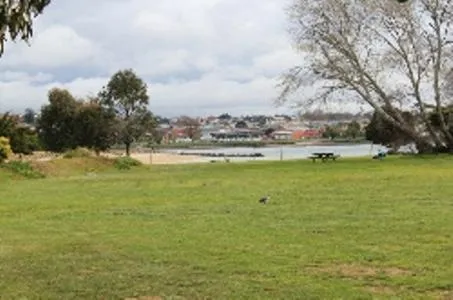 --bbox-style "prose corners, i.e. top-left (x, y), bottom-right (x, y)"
top-left (259, 195), bottom-right (270, 204)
